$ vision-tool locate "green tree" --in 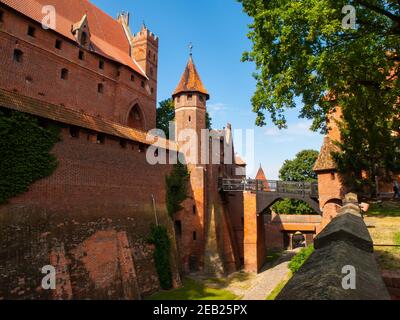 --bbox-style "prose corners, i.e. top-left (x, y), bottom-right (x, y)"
top-left (271, 150), bottom-right (319, 215)
top-left (0, 109), bottom-right (60, 204)
top-left (279, 150), bottom-right (319, 182)
top-left (156, 99), bottom-right (175, 139)
top-left (240, 0), bottom-right (400, 195)
top-left (156, 98), bottom-right (213, 139)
